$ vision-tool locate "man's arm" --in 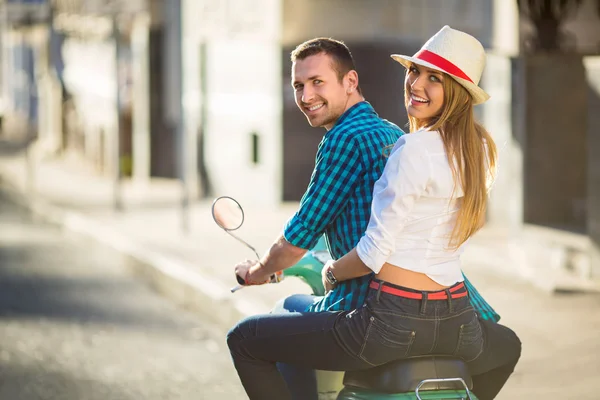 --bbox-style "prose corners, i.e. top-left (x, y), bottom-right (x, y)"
top-left (239, 132), bottom-right (364, 284)
top-left (243, 234), bottom-right (308, 283)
